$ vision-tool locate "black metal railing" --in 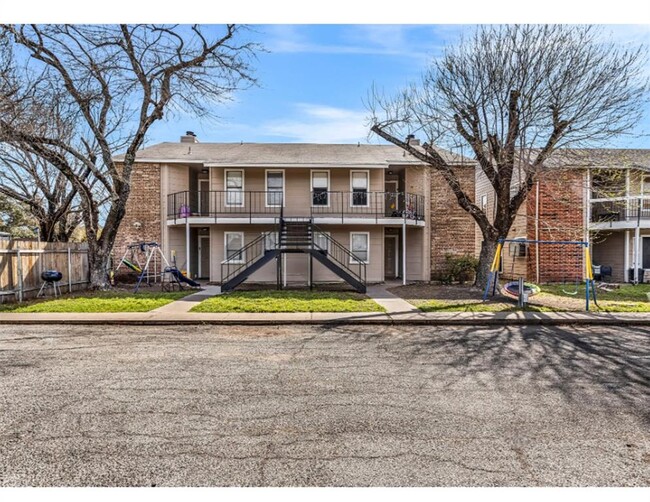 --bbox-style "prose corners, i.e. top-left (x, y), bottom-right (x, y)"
top-left (310, 191), bottom-right (425, 222)
top-left (167, 190), bottom-right (425, 223)
top-left (311, 223), bottom-right (366, 285)
top-left (167, 191), bottom-right (283, 222)
top-left (221, 233), bottom-right (272, 286)
top-left (590, 198), bottom-right (650, 223)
